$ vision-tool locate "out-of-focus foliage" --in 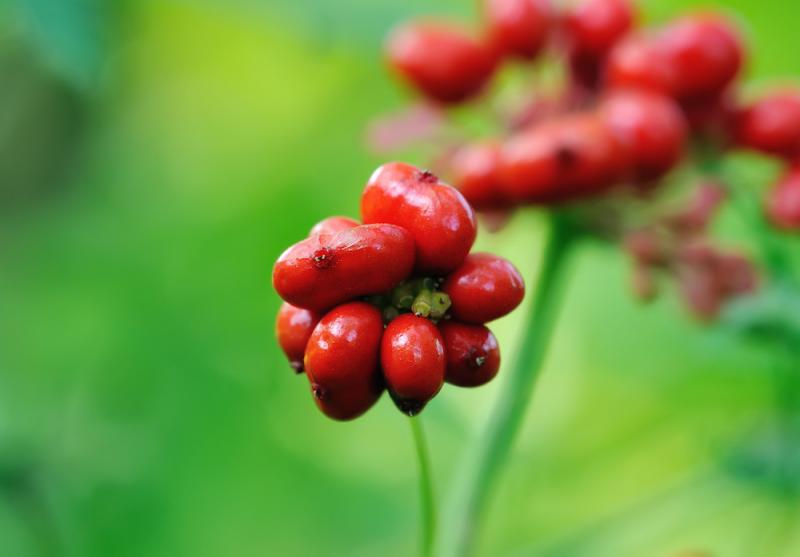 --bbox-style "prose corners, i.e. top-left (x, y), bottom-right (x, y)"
top-left (0, 0), bottom-right (798, 556)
